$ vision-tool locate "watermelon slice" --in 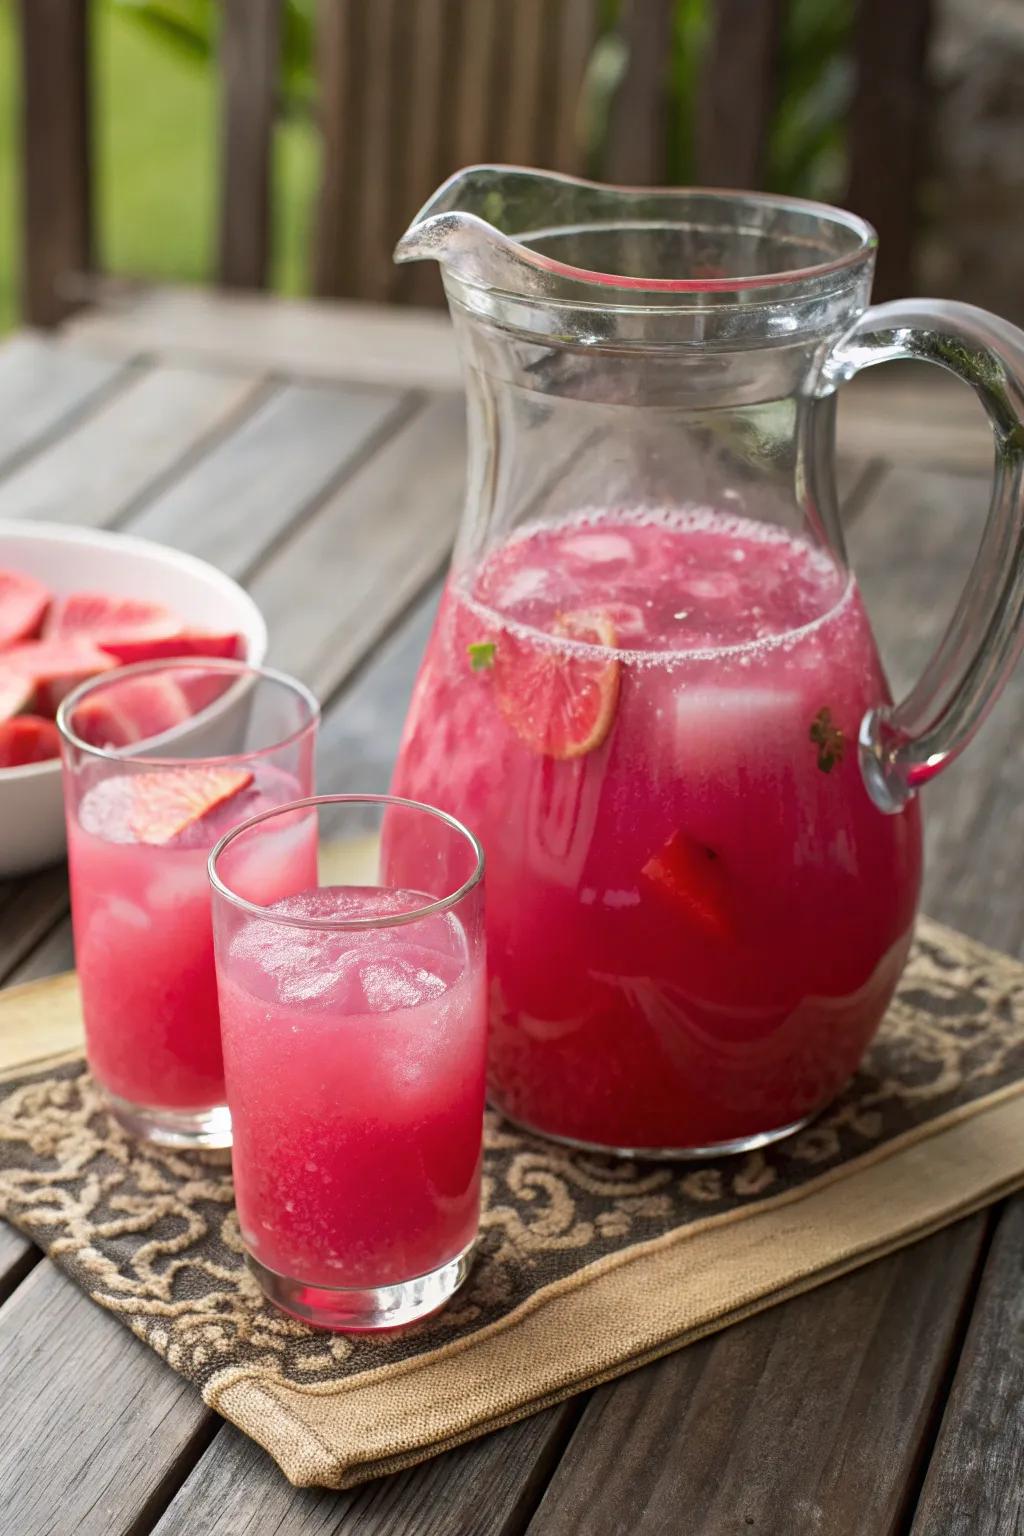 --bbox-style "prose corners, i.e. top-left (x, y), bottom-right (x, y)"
top-left (126, 766), bottom-right (254, 845)
top-left (492, 609), bottom-right (620, 759)
top-left (0, 669), bottom-right (34, 722)
top-left (101, 629), bottom-right (244, 666)
top-left (0, 568), bottom-right (51, 648)
top-left (176, 668), bottom-right (237, 716)
top-left (47, 592), bottom-right (183, 653)
top-left (0, 715), bottom-right (61, 768)
top-left (641, 831), bottom-right (736, 942)
top-left (3, 638), bottom-right (117, 716)
top-left (71, 674), bottom-right (194, 749)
